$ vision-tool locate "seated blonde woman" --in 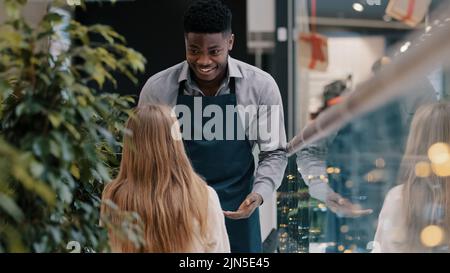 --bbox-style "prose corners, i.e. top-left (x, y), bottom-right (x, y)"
top-left (374, 102), bottom-right (450, 252)
top-left (101, 104), bottom-right (230, 252)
